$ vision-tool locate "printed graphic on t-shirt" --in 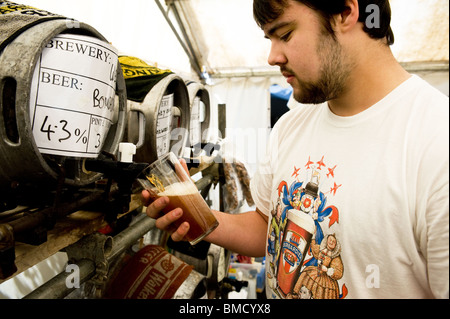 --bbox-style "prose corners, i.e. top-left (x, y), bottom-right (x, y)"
top-left (266, 156), bottom-right (348, 299)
